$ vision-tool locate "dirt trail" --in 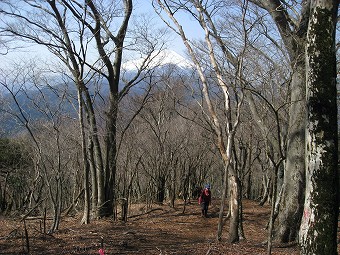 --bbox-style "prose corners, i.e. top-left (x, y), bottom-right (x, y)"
top-left (0, 200), bottom-right (303, 254)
